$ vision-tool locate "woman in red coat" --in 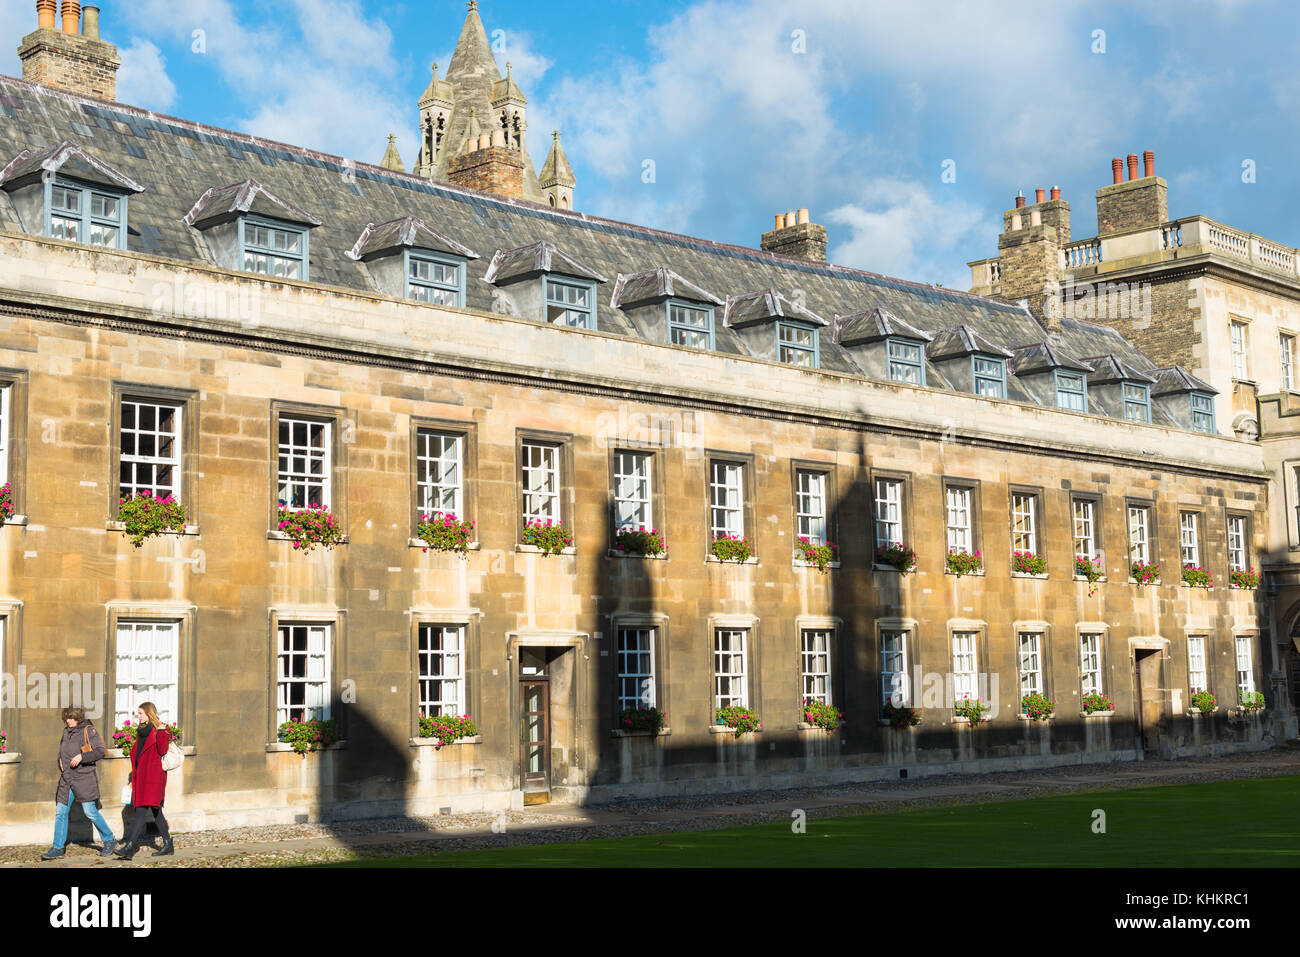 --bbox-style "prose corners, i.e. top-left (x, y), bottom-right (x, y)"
top-left (114, 702), bottom-right (173, 860)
